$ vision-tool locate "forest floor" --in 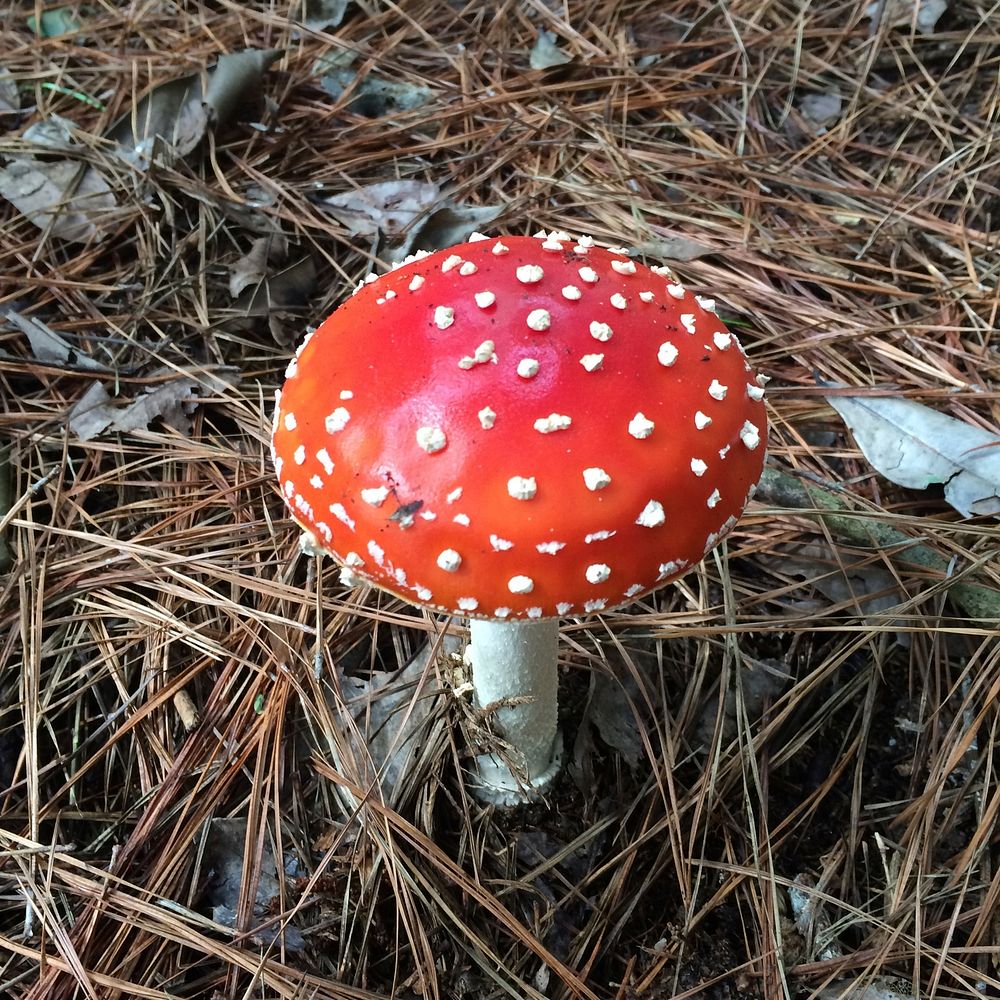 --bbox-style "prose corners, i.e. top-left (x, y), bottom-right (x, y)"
top-left (1, 1), bottom-right (999, 998)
